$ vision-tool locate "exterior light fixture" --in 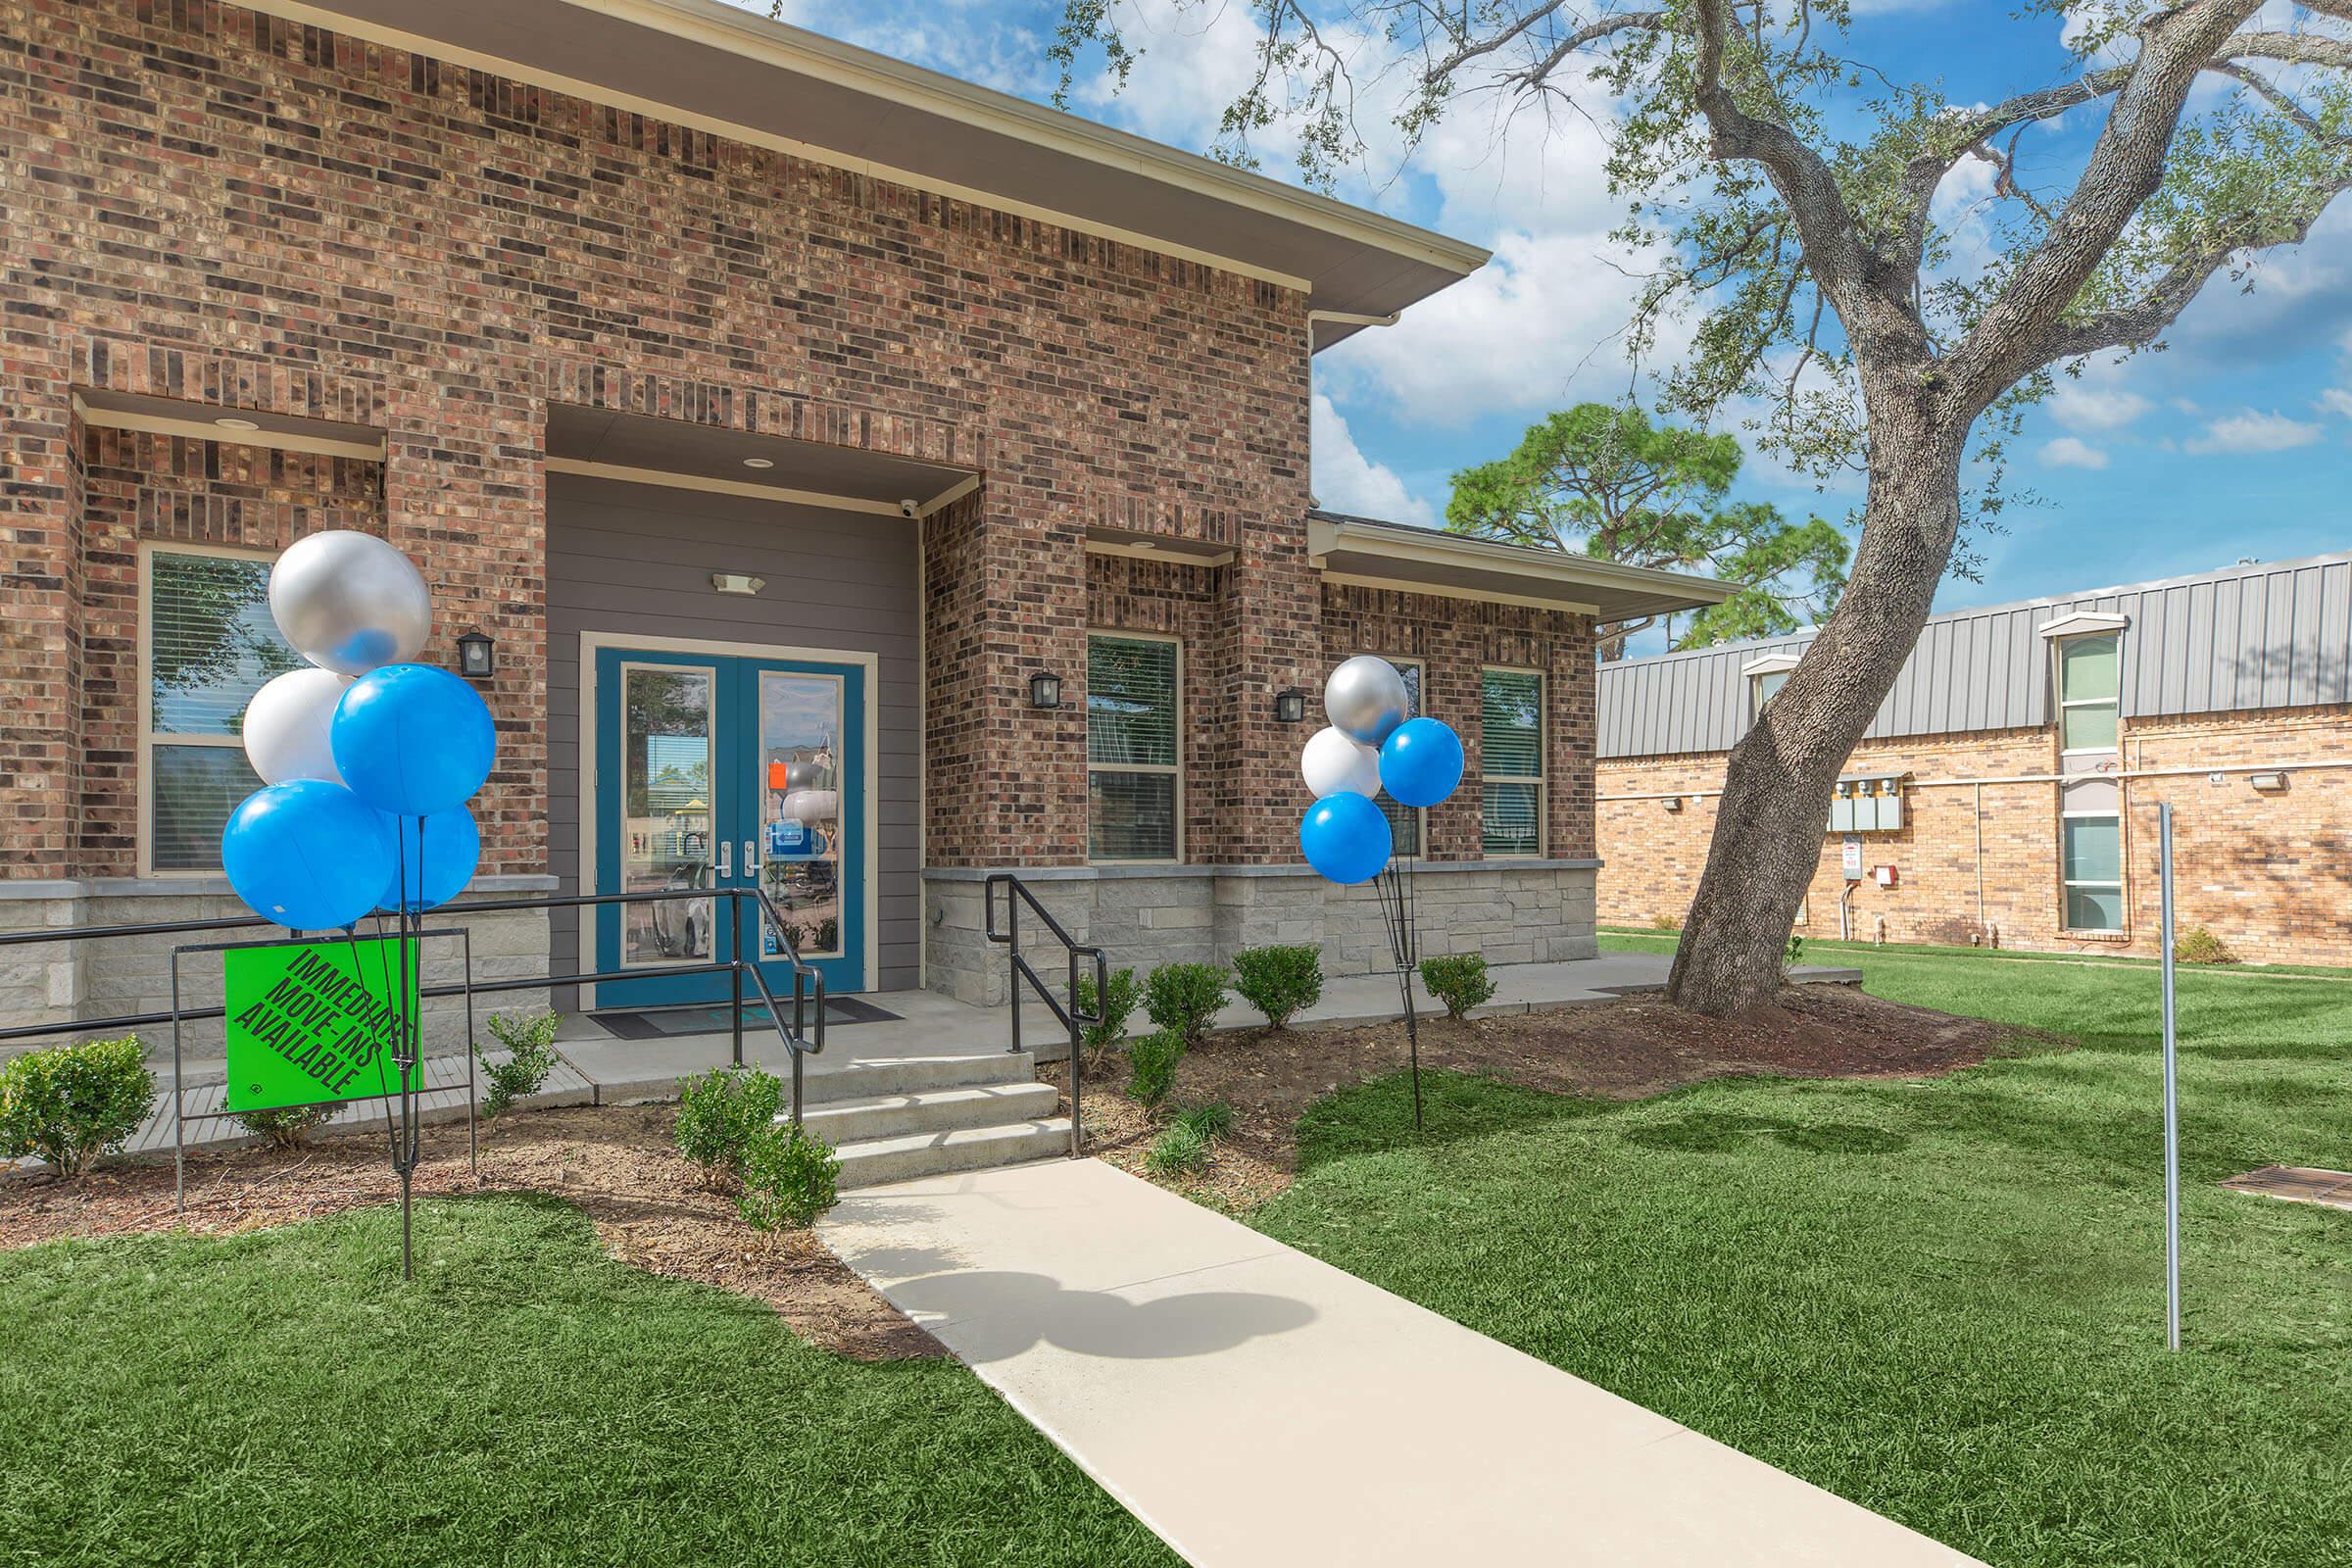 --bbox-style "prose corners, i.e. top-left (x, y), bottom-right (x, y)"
top-left (1662, 796), bottom-right (1683, 813)
top-left (1274, 688), bottom-right (1307, 724)
top-left (1028, 670), bottom-right (1063, 710)
top-left (710, 571), bottom-right (765, 596)
top-left (457, 627), bottom-right (494, 680)
top-left (2249, 771), bottom-right (2288, 793)
top-left (741, 457), bottom-right (775, 469)
top-left (214, 416), bottom-right (261, 431)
